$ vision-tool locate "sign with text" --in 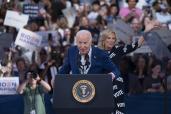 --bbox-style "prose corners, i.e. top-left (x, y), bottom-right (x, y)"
top-left (15, 28), bottom-right (42, 51)
top-left (0, 77), bottom-right (19, 95)
top-left (23, 4), bottom-right (39, 18)
top-left (4, 10), bottom-right (29, 29)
